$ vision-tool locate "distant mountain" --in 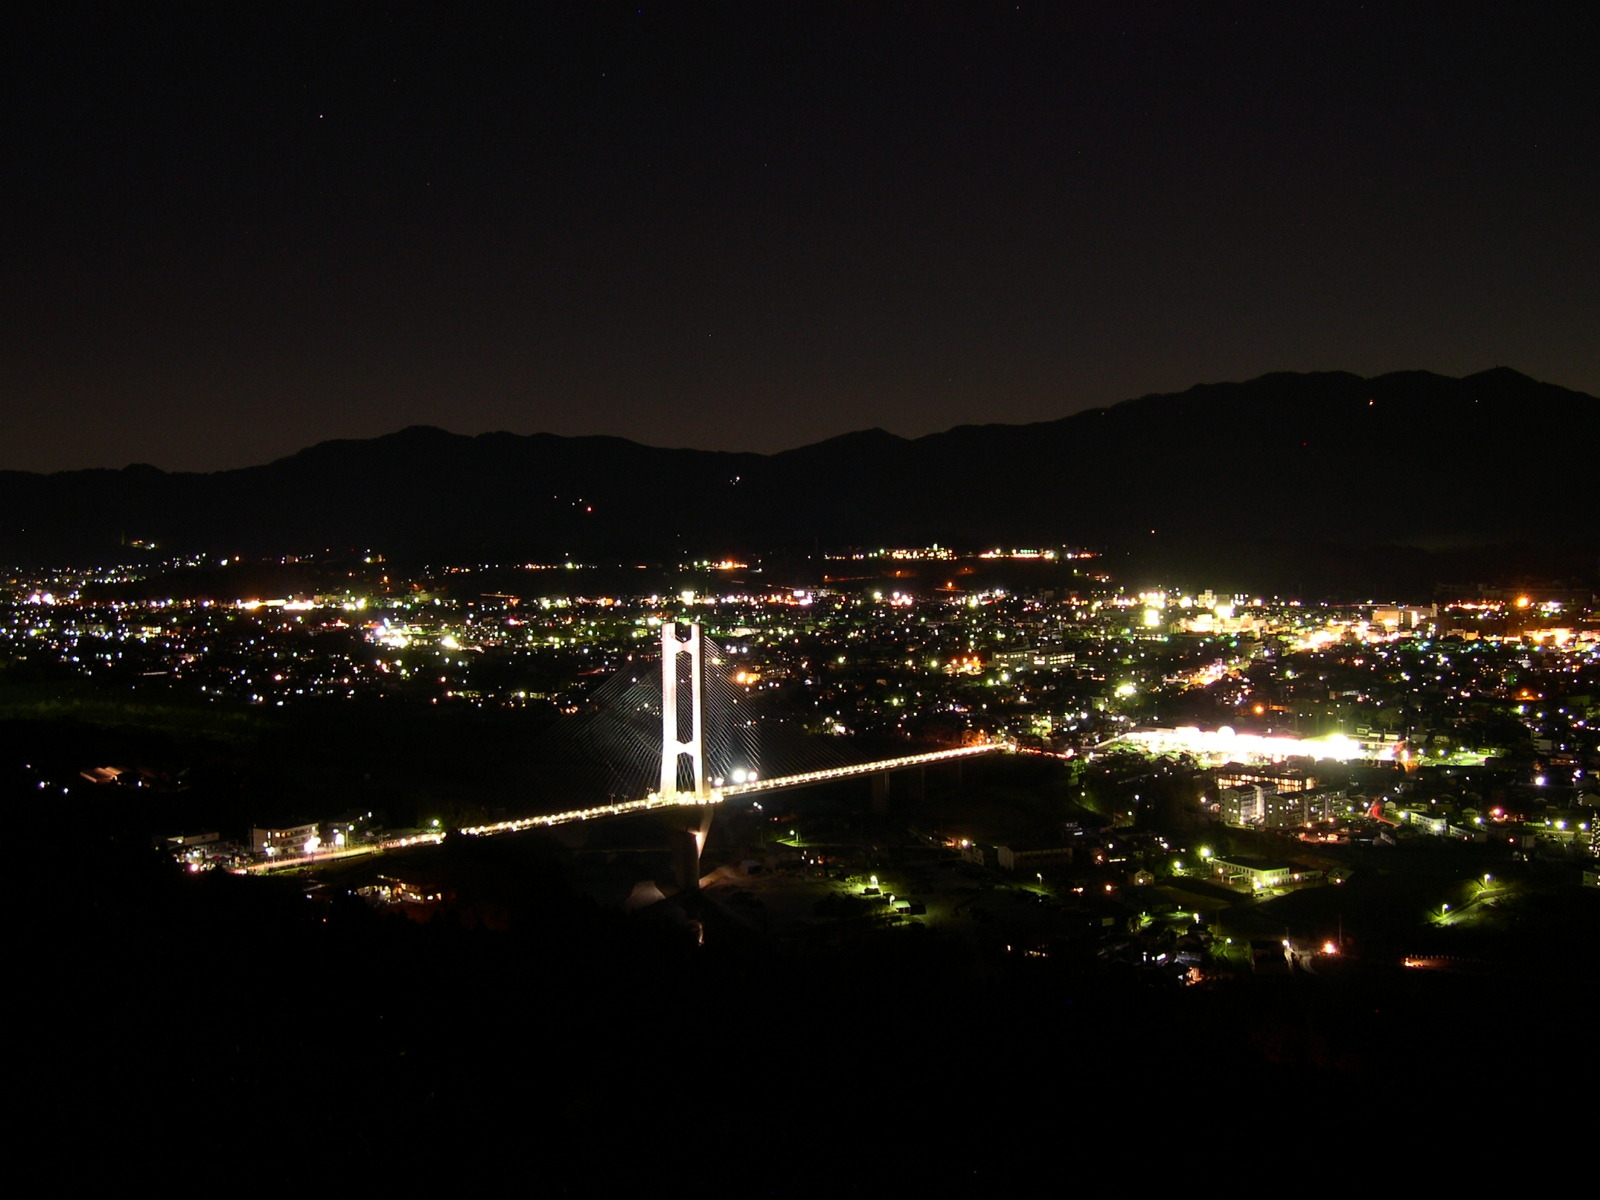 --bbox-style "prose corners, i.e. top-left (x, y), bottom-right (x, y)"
top-left (3, 369), bottom-right (1595, 593)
